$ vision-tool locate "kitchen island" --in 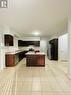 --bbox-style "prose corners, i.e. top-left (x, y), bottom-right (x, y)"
top-left (26, 52), bottom-right (45, 66)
